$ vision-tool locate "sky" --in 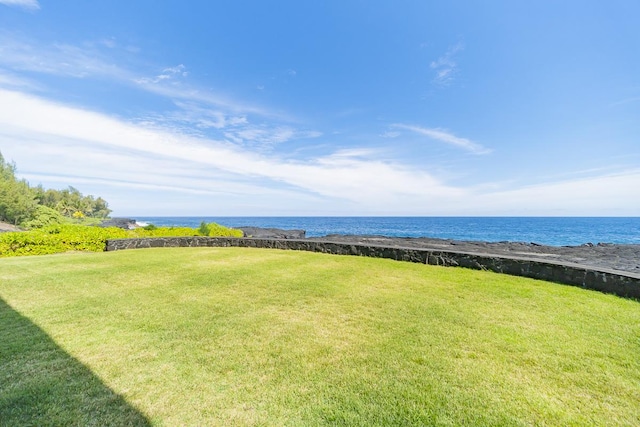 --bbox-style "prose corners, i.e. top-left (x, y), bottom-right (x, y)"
top-left (0, 0), bottom-right (638, 216)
